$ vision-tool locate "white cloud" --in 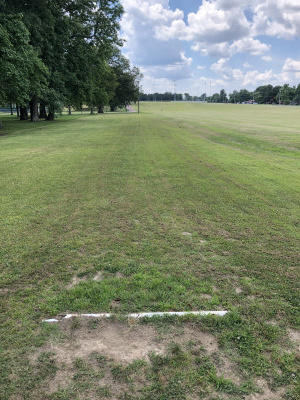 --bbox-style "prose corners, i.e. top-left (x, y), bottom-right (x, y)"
top-left (281, 58), bottom-right (300, 80)
top-left (216, 0), bottom-right (260, 10)
top-left (262, 56), bottom-right (272, 62)
top-left (180, 52), bottom-right (193, 66)
top-left (120, 0), bottom-right (186, 67)
top-left (211, 57), bottom-right (276, 87)
top-left (252, 0), bottom-right (300, 39)
top-left (120, 1), bottom-right (300, 94)
top-left (186, 1), bottom-right (250, 44)
top-left (243, 69), bottom-right (275, 86)
top-left (231, 38), bottom-right (270, 55)
top-left (211, 58), bottom-right (230, 75)
top-left (192, 42), bottom-right (232, 58)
